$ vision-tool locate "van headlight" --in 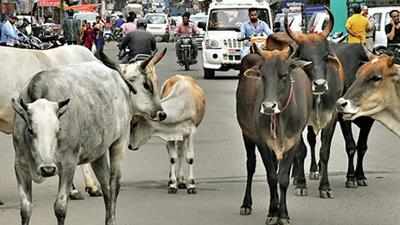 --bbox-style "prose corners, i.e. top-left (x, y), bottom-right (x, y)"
top-left (205, 39), bottom-right (221, 49)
